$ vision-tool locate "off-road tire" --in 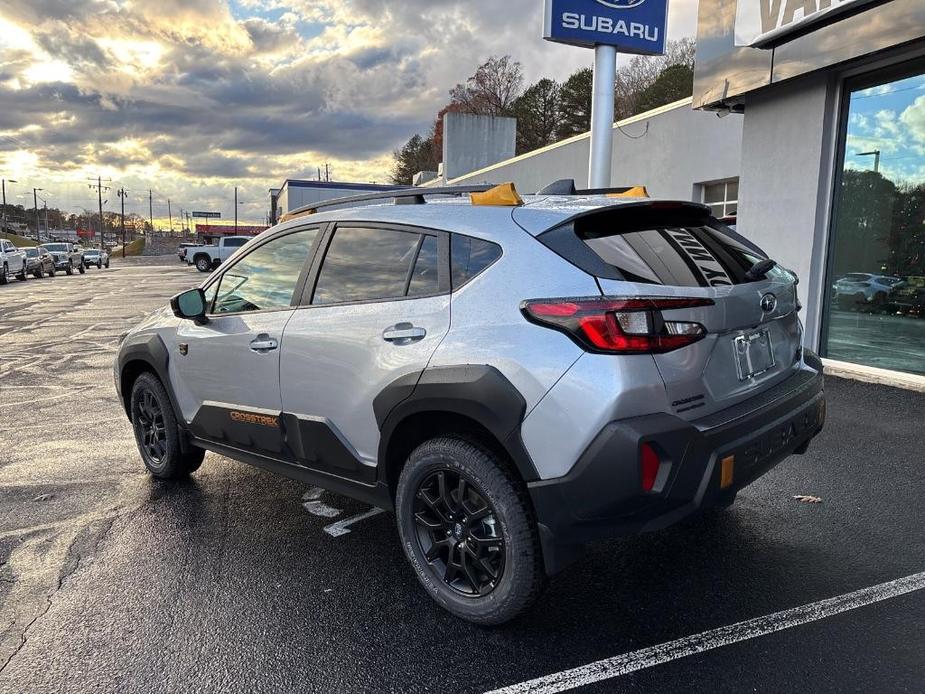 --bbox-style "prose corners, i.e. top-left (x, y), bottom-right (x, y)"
top-left (396, 436), bottom-right (546, 625)
top-left (65, 262), bottom-right (73, 276)
top-left (130, 372), bottom-right (205, 479)
top-left (195, 256), bottom-right (211, 272)
top-left (78, 262), bottom-right (85, 274)
top-left (0, 263), bottom-right (8, 285)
